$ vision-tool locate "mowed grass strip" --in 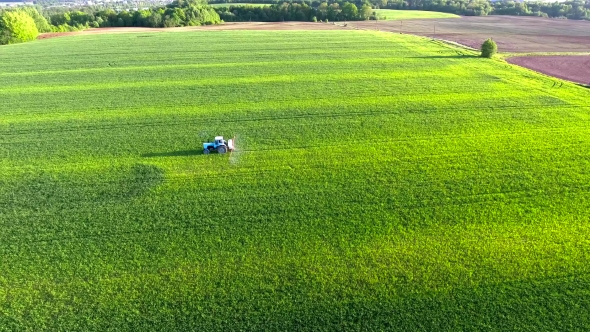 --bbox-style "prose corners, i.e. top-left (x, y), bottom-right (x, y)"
top-left (0, 30), bottom-right (590, 330)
